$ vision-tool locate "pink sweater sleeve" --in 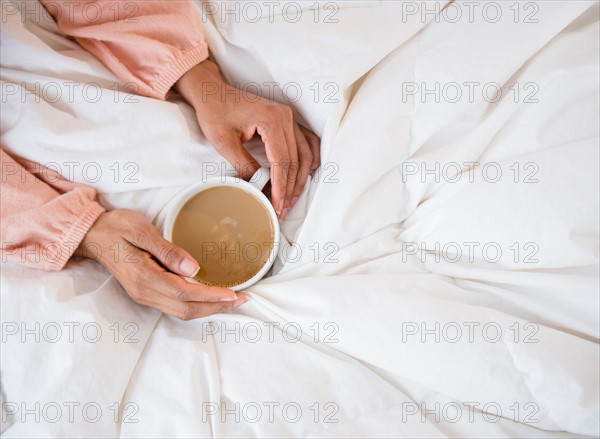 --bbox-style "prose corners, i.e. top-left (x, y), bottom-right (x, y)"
top-left (39, 0), bottom-right (210, 99)
top-left (1, 149), bottom-right (105, 271)
top-left (1, 3), bottom-right (207, 270)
